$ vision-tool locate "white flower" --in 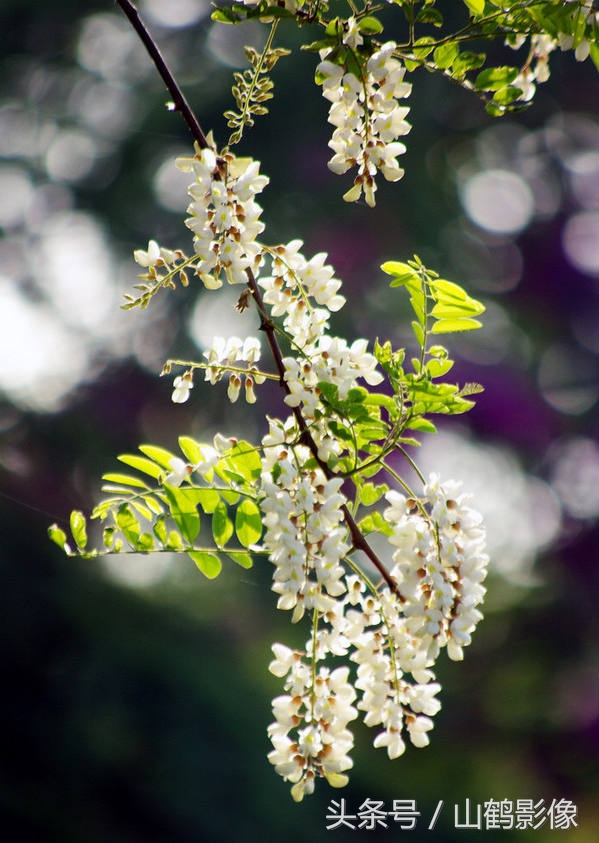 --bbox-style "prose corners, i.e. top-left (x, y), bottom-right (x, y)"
top-left (164, 457), bottom-right (190, 487)
top-left (171, 372), bottom-right (193, 403)
top-left (134, 239), bottom-right (161, 267)
top-left (342, 17), bottom-right (363, 50)
top-left (317, 42), bottom-right (412, 205)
